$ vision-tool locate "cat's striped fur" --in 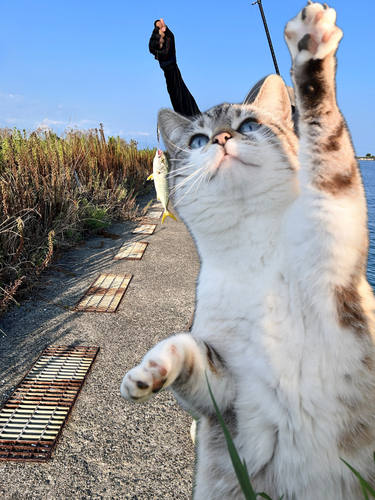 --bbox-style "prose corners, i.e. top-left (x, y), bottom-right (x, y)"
top-left (121, 3), bottom-right (375, 498)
